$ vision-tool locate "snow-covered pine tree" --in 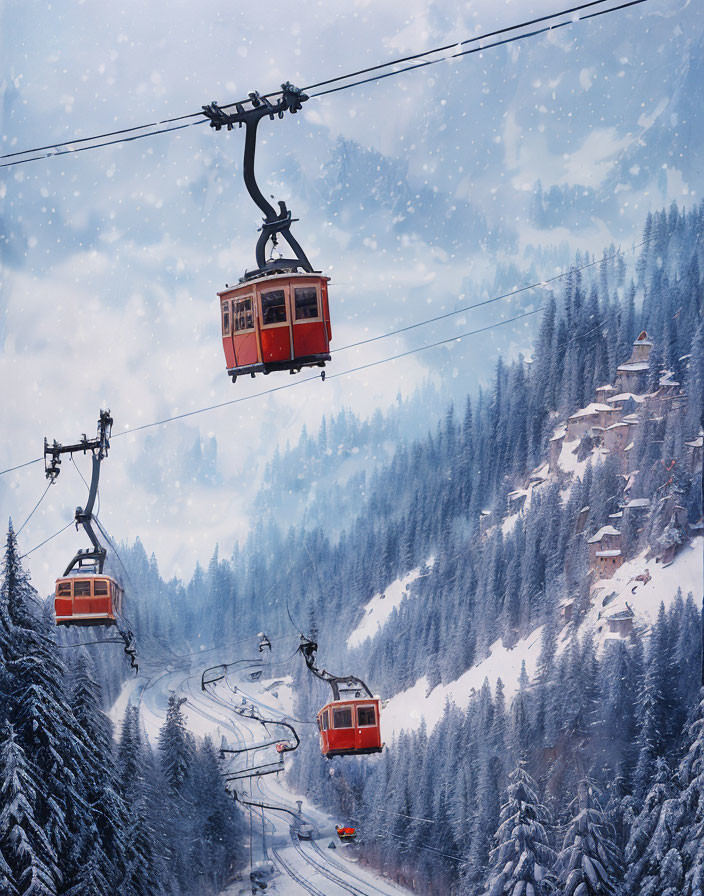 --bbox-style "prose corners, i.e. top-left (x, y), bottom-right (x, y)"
top-left (633, 607), bottom-right (671, 798)
top-left (62, 843), bottom-right (111, 896)
top-left (0, 723), bottom-right (58, 896)
top-left (480, 765), bottom-right (557, 896)
top-left (158, 694), bottom-right (193, 795)
top-left (674, 689), bottom-right (704, 895)
top-left (556, 779), bottom-right (623, 896)
top-left (117, 706), bottom-right (168, 896)
top-left (68, 650), bottom-right (129, 892)
top-left (623, 757), bottom-right (683, 896)
top-left (0, 524), bottom-right (86, 891)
